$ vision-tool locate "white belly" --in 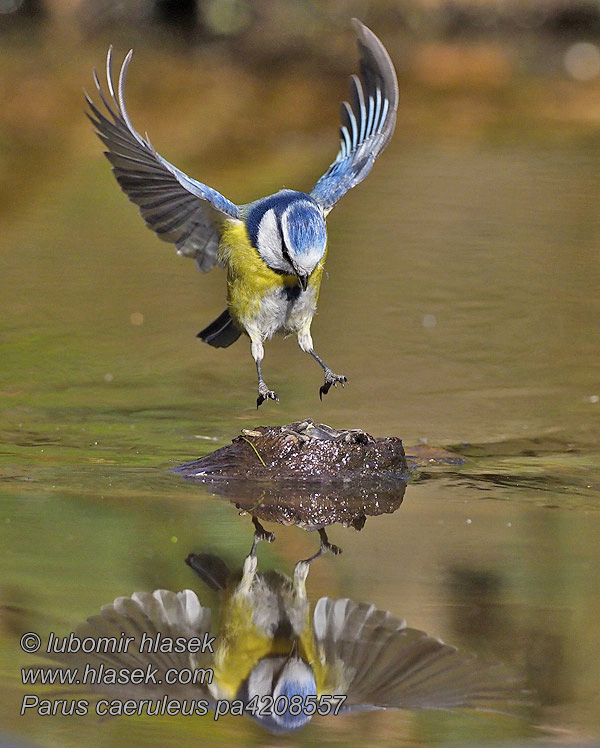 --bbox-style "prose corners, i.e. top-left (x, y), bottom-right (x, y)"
top-left (251, 285), bottom-right (318, 341)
